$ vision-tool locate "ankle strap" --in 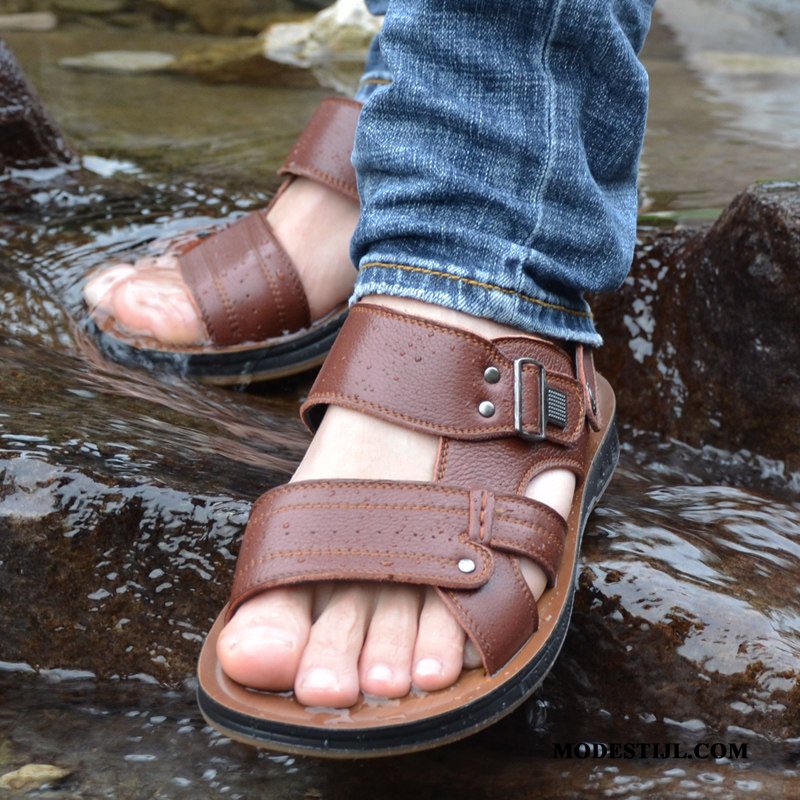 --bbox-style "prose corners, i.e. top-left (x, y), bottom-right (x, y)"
top-left (301, 303), bottom-right (588, 447)
top-left (278, 96), bottom-right (361, 202)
